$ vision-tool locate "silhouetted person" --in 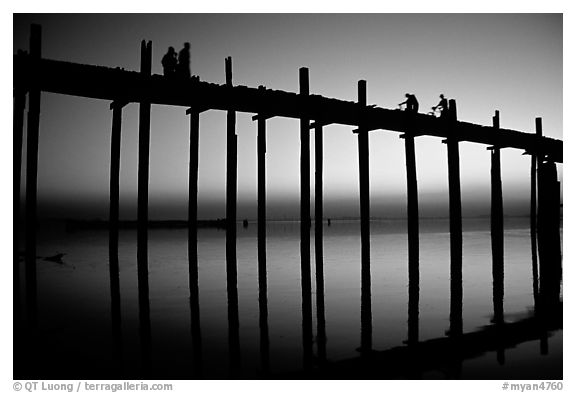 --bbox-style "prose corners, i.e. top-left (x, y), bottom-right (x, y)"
top-left (399, 93), bottom-right (419, 113)
top-left (161, 47), bottom-right (177, 77)
top-left (433, 94), bottom-right (449, 118)
top-left (178, 42), bottom-right (191, 78)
